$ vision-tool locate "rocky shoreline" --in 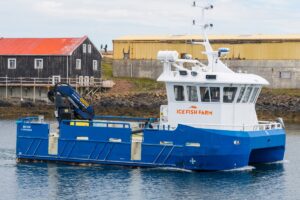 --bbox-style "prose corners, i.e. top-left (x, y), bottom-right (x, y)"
top-left (0, 91), bottom-right (299, 122)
